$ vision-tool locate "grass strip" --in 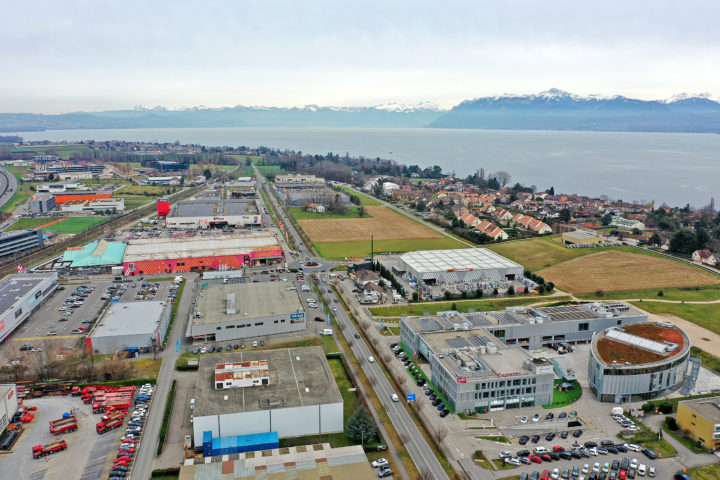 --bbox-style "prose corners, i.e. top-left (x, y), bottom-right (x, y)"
top-left (156, 379), bottom-right (176, 456)
top-left (162, 280), bottom-right (185, 348)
